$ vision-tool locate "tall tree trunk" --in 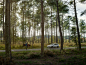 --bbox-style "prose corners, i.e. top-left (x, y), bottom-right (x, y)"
top-left (41, 0), bottom-right (44, 56)
top-left (48, 31), bottom-right (49, 44)
top-left (13, 26), bottom-right (14, 44)
top-left (10, 0), bottom-right (12, 11)
top-left (25, 16), bottom-right (26, 39)
top-left (84, 33), bottom-right (85, 42)
top-left (33, 23), bottom-right (35, 44)
top-left (1, 14), bottom-right (2, 42)
top-left (5, 0), bottom-right (12, 59)
top-left (22, 9), bottom-right (24, 45)
top-left (62, 15), bottom-right (64, 43)
top-left (54, 26), bottom-right (55, 42)
top-left (65, 30), bottom-right (67, 43)
top-left (33, 3), bottom-right (35, 44)
top-left (28, 26), bottom-right (31, 42)
top-left (1, 31), bottom-right (2, 42)
top-left (14, 26), bottom-right (16, 44)
top-left (51, 8), bottom-right (52, 44)
top-left (14, 2), bottom-right (17, 44)
top-left (69, 30), bottom-right (70, 43)
top-left (74, 0), bottom-right (81, 50)
top-left (56, 13), bottom-right (58, 43)
top-left (3, 0), bottom-right (5, 43)
top-left (56, 0), bottom-right (63, 50)
top-left (37, 27), bottom-right (38, 43)
top-left (38, 30), bottom-right (39, 43)
top-left (69, 22), bottom-right (70, 43)
top-left (12, 5), bottom-right (15, 44)
top-left (45, 29), bottom-right (46, 43)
